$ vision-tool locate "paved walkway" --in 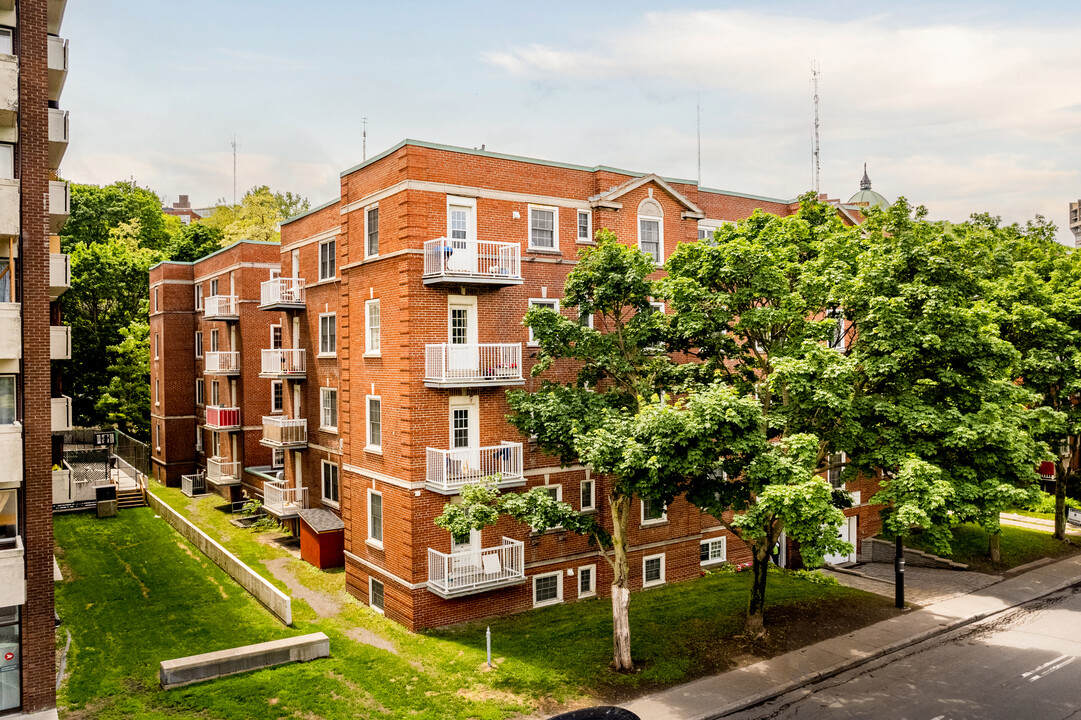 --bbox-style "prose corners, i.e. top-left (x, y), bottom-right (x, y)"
top-left (1000, 512), bottom-right (1081, 537)
top-left (622, 553), bottom-right (1081, 720)
top-left (822, 563), bottom-right (1001, 606)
